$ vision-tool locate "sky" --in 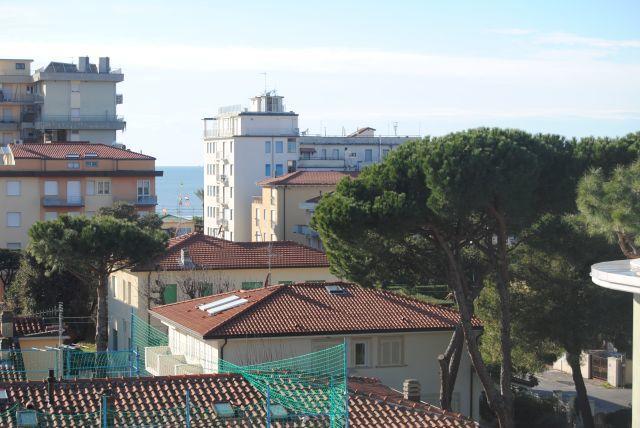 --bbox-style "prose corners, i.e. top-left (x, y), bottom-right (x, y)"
top-left (2, 0), bottom-right (639, 165)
